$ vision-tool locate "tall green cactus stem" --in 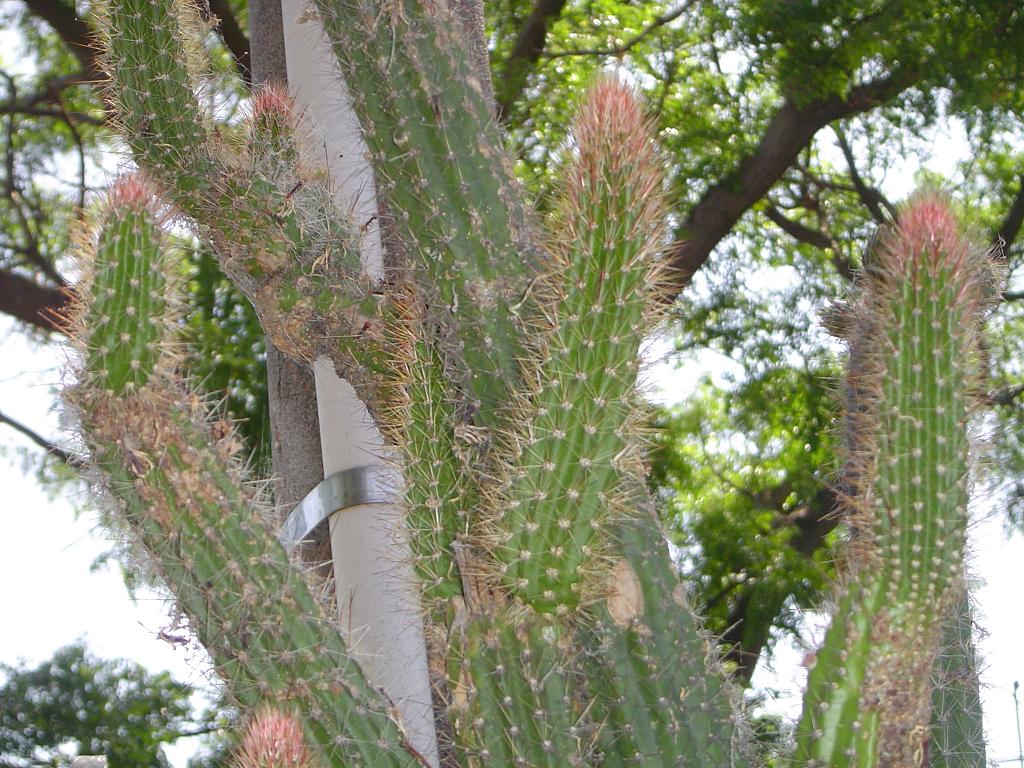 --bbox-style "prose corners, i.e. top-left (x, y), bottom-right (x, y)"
top-left (451, 612), bottom-right (587, 766)
top-left (794, 196), bottom-right (997, 767)
top-left (96, 0), bottom-right (407, 423)
top-left (440, 83), bottom-right (746, 768)
top-left (68, 178), bottom-right (423, 768)
top-left (401, 335), bottom-right (476, 606)
top-left (75, 178), bottom-right (172, 396)
top-left (94, 0), bottom-right (215, 206)
top-left (582, 516), bottom-right (747, 766)
top-left (928, 583), bottom-right (987, 768)
top-left (490, 80), bottom-right (665, 614)
top-left (313, 0), bottom-right (544, 432)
